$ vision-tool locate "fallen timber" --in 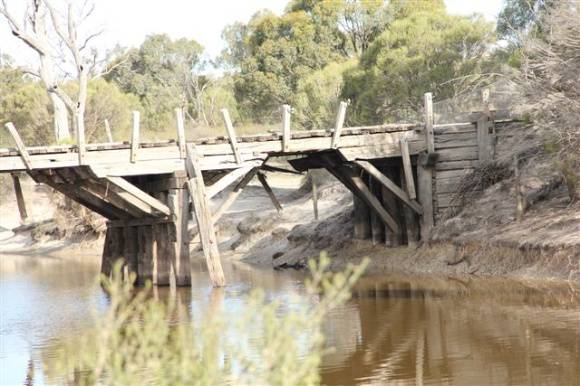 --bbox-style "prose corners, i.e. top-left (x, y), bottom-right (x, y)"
top-left (0, 93), bottom-right (513, 287)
